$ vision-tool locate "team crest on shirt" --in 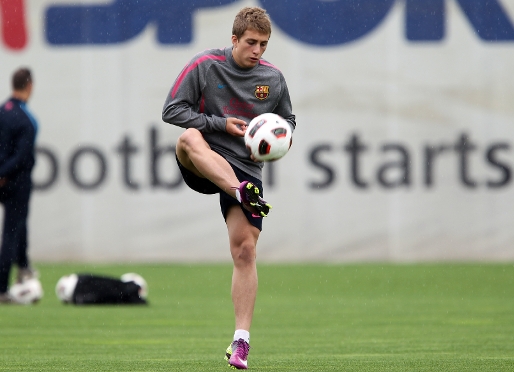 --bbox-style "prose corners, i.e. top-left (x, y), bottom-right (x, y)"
top-left (255, 85), bottom-right (269, 100)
